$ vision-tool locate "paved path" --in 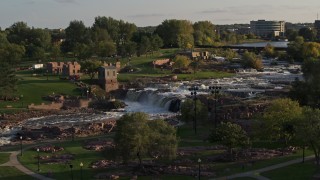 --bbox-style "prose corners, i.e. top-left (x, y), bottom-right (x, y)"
top-left (0, 151), bottom-right (54, 180)
top-left (213, 155), bottom-right (315, 180)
